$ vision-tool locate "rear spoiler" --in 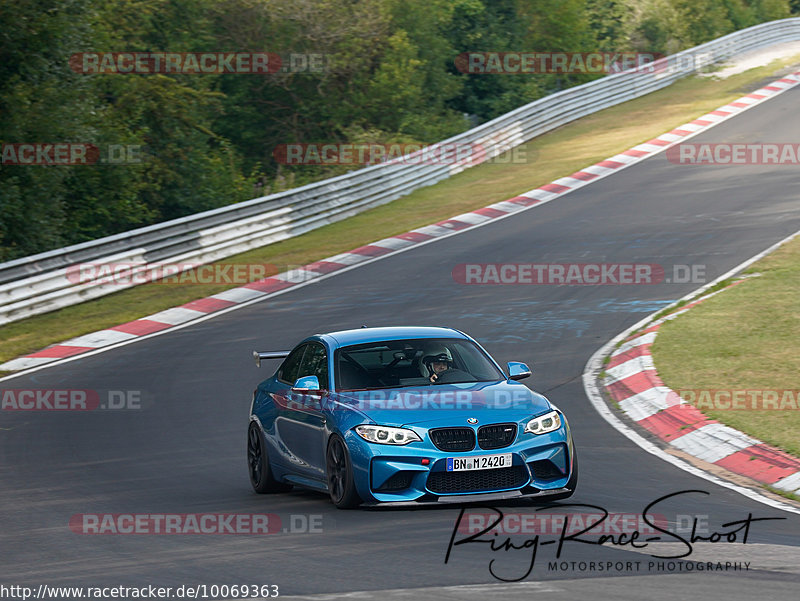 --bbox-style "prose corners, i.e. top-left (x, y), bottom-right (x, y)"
top-left (253, 350), bottom-right (291, 368)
